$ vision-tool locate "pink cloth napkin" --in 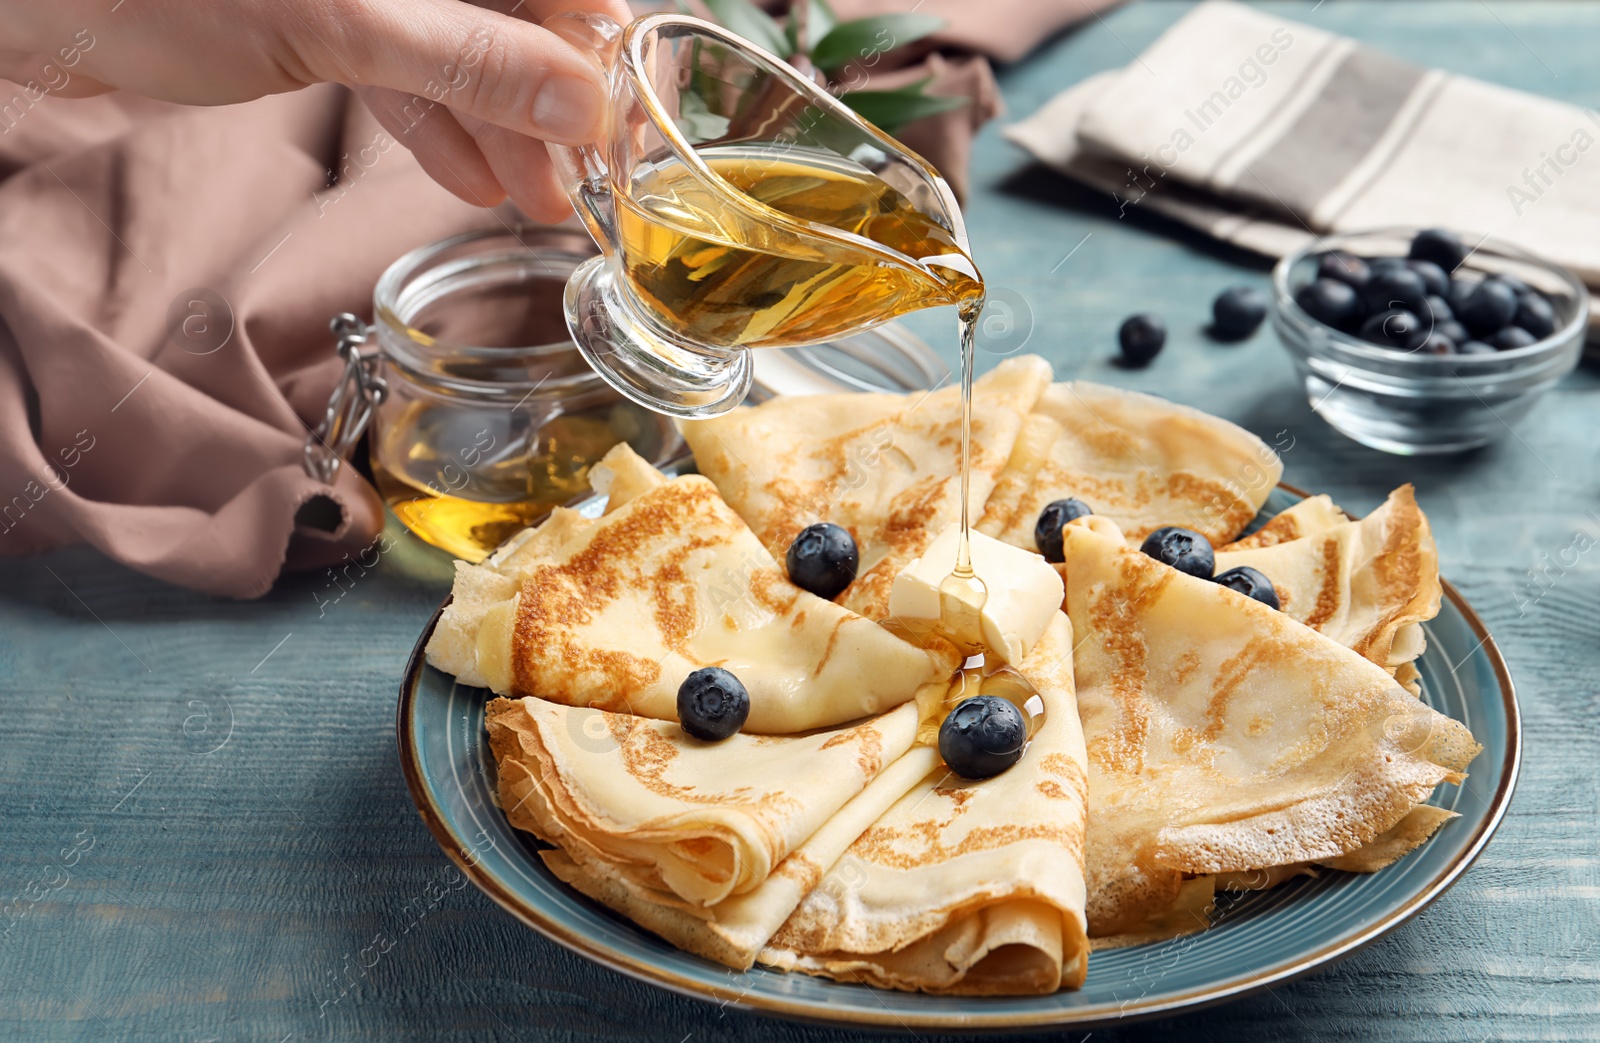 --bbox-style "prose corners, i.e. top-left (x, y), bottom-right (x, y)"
top-left (0, 86), bottom-right (493, 597)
